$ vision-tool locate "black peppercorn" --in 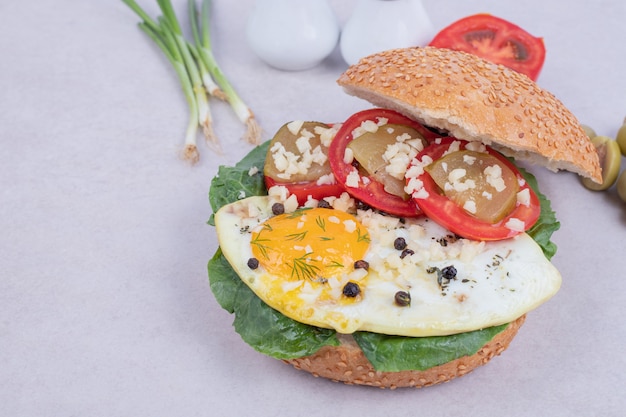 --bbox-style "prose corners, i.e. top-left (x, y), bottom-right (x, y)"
top-left (317, 199), bottom-right (331, 209)
top-left (354, 259), bottom-right (369, 270)
top-left (342, 282), bottom-right (361, 298)
top-left (400, 248), bottom-right (414, 259)
top-left (394, 237), bottom-right (407, 250)
top-left (247, 258), bottom-right (259, 269)
top-left (271, 202), bottom-right (285, 215)
top-left (394, 291), bottom-right (411, 307)
top-left (441, 265), bottom-right (457, 280)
